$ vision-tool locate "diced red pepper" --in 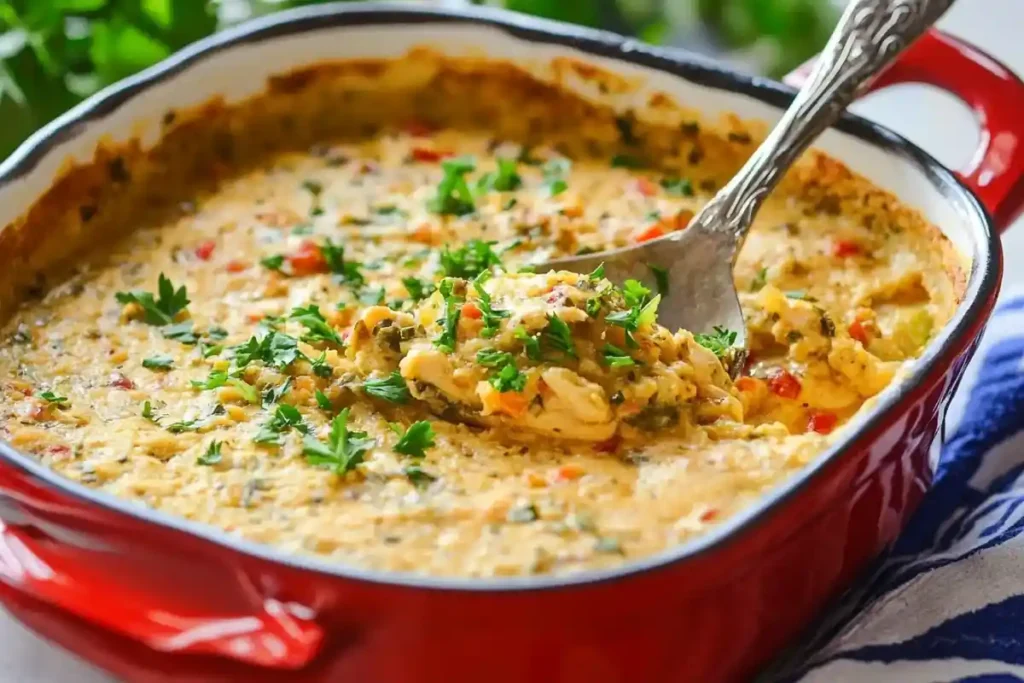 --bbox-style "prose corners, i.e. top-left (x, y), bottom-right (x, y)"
top-left (593, 435), bottom-right (622, 454)
top-left (848, 319), bottom-right (872, 345)
top-left (110, 373), bottom-right (135, 390)
top-left (461, 302), bottom-right (482, 319)
top-left (403, 119), bottom-right (435, 137)
top-left (632, 224), bottom-right (665, 243)
top-left (632, 177), bottom-right (658, 197)
top-left (832, 239), bottom-right (861, 257)
top-left (807, 410), bottom-right (838, 434)
top-left (411, 147), bottom-right (450, 163)
top-left (734, 376), bottom-right (764, 394)
top-left (225, 259), bottom-right (249, 273)
top-left (699, 508), bottom-right (719, 522)
top-left (194, 240), bottom-right (216, 261)
top-left (287, 240), bottom-right (327, 276)
top-left (768, 370), bottom-right (801, 399)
